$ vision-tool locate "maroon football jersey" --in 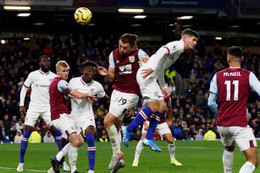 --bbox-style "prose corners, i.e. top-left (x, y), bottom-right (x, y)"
top-left (112, 49), bottom-right (140, 95)
top-left (49, 77), bottom-right (70, 121)
top-left (216, 68), bottom-right (250, 127)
